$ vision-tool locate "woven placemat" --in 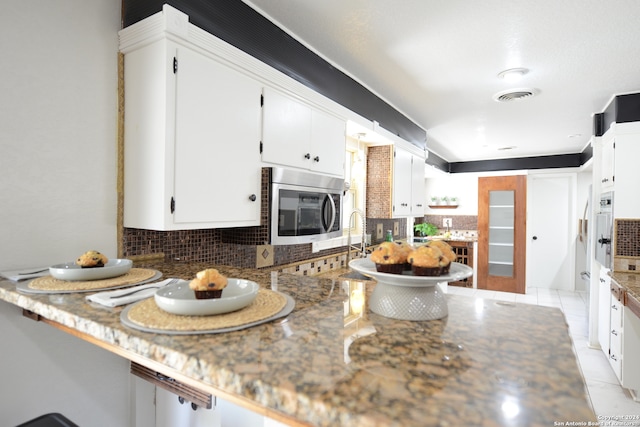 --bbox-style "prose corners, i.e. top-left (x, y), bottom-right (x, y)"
top-left (28, 268), bottom-right (158, 291)
top-left (126, 289), bottom-right (287, 331)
